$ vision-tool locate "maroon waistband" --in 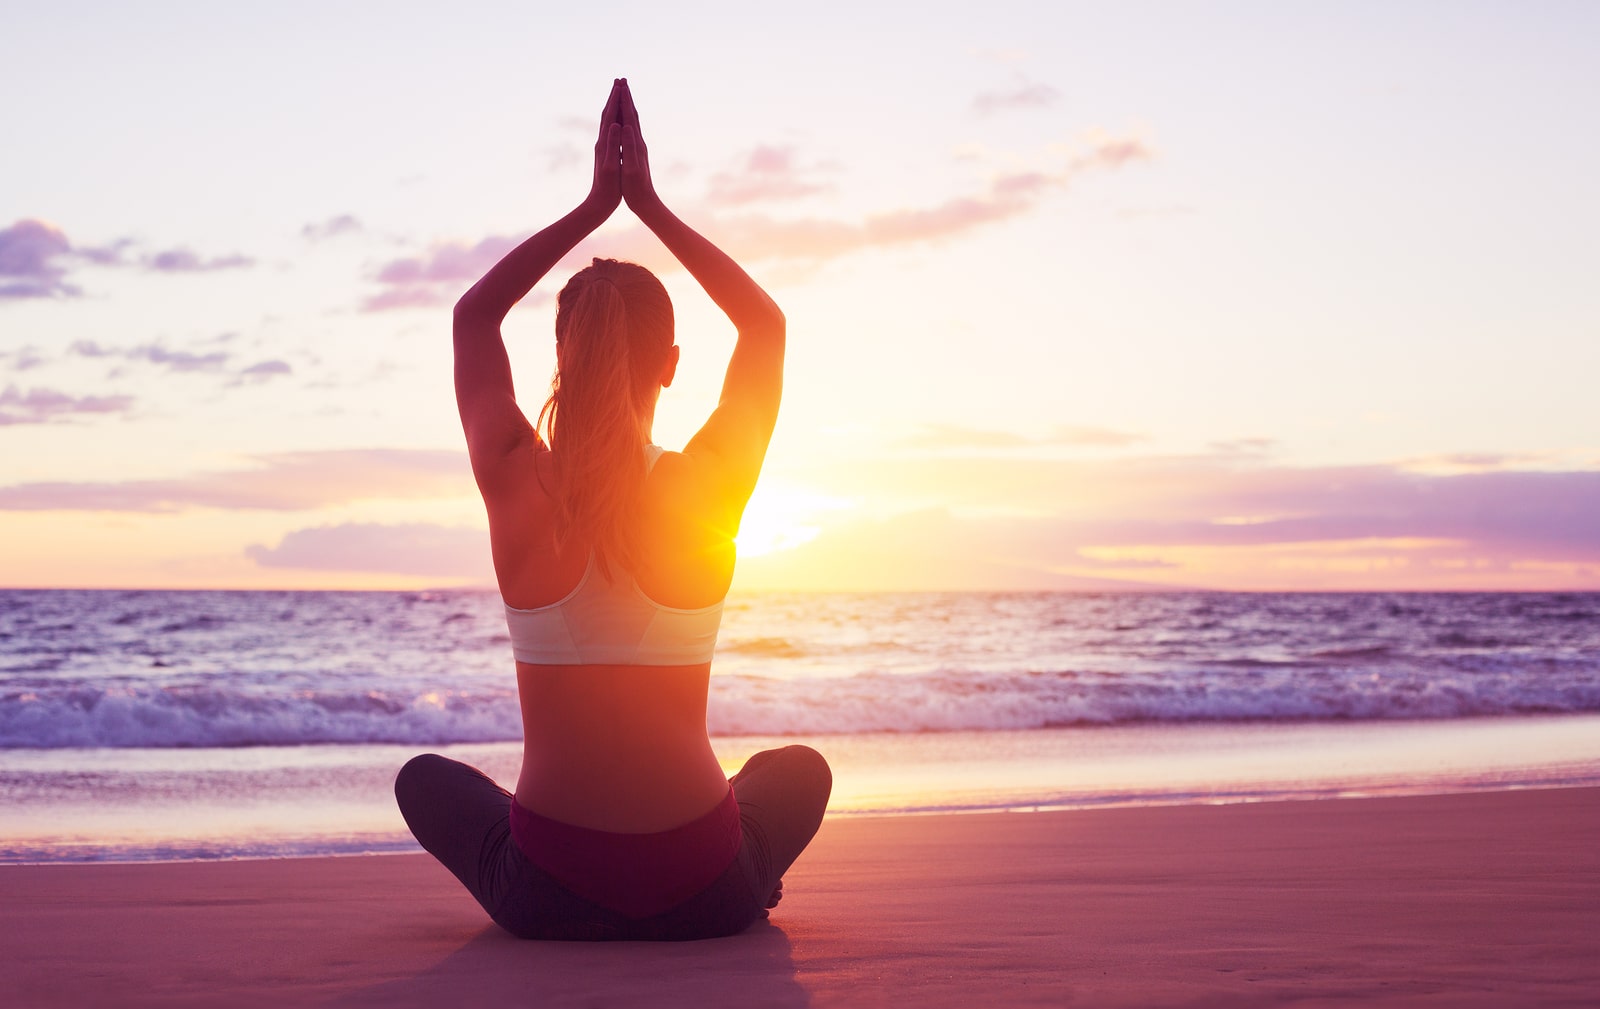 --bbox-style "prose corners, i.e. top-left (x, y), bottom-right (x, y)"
top-left (509, 788), bottom-right (742, 920)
